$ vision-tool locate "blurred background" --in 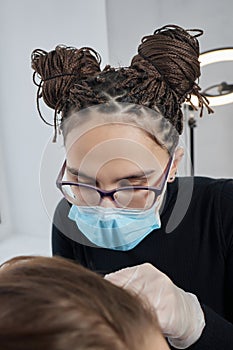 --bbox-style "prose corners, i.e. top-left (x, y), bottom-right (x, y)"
top-left (0, 0), bottom-right (232, 263)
